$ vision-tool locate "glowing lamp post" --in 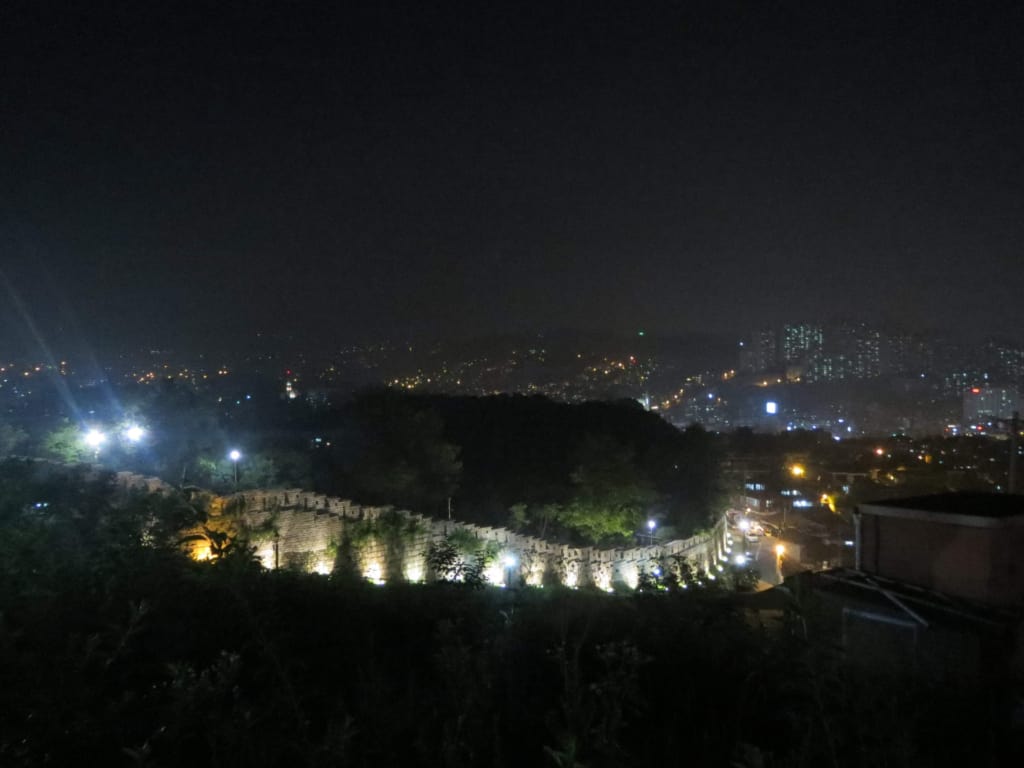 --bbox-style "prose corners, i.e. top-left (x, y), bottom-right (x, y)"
top-left (228, 449), bottom-right (242, 490)
top-left (123, 424), bottom-right (146, 443)
top-left (503, 554), bottom-right (517, 588)
top-left (647, 519), bottom-right (656, 546)
top-left (83, 428), bottom-right (106, 460)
